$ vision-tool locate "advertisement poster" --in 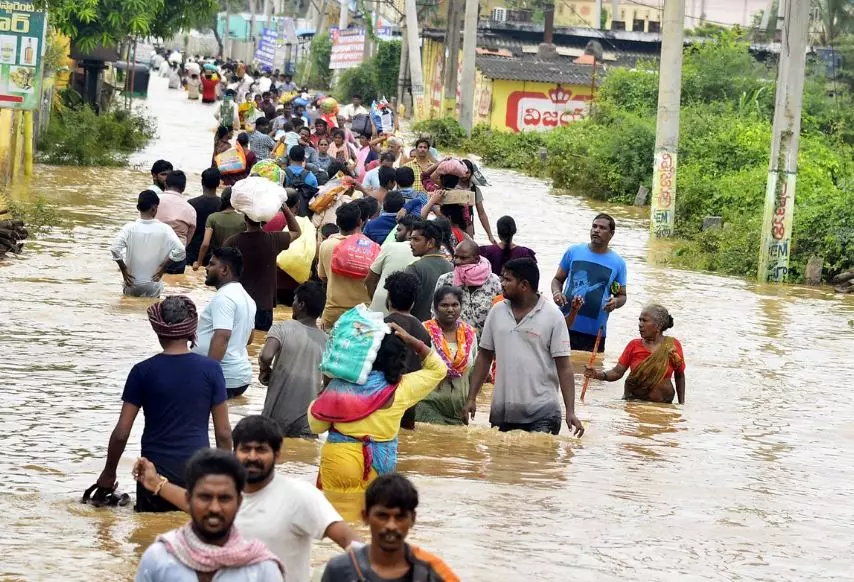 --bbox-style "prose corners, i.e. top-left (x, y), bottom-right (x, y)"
top-left (0, 1), bottom-right (46, 111)
top-left (254, 28), bottom-right (277, 70)
top-left (329, 28), bottom-right (365, 70)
